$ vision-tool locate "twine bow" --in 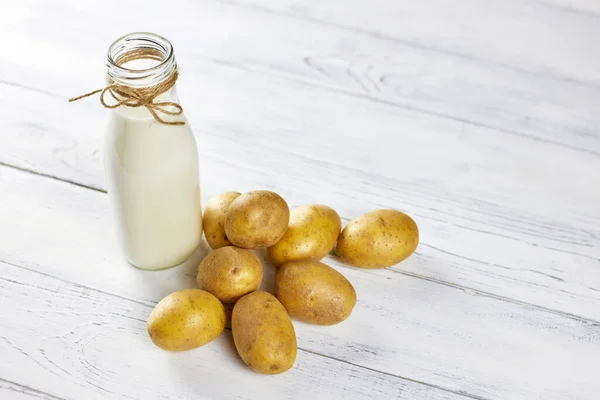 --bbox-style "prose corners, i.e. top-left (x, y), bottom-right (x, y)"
top-left (68, 48), bottom-right (184, 126)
